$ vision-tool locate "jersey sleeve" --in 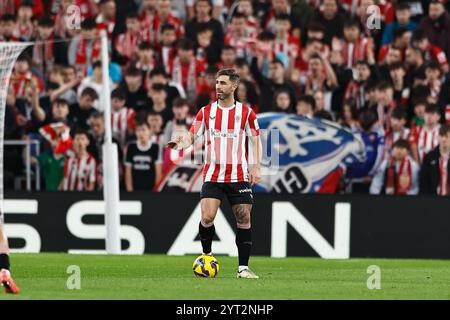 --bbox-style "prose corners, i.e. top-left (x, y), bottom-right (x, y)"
top-left (189, 108), bottom-right (205, 138)
top-left (245, 108), bottom-right (260, 137)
